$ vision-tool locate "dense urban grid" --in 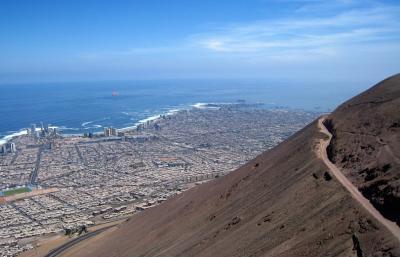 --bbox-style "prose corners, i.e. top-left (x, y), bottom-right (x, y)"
top-left (0, 104), bottom-right (319, 256)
